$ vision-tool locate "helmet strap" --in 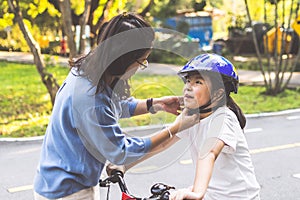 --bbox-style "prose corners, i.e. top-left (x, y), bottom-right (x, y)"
top-left (187, 93), bottom-right (225, 115)
top-left (187, 100), bottom-right (212, 115)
